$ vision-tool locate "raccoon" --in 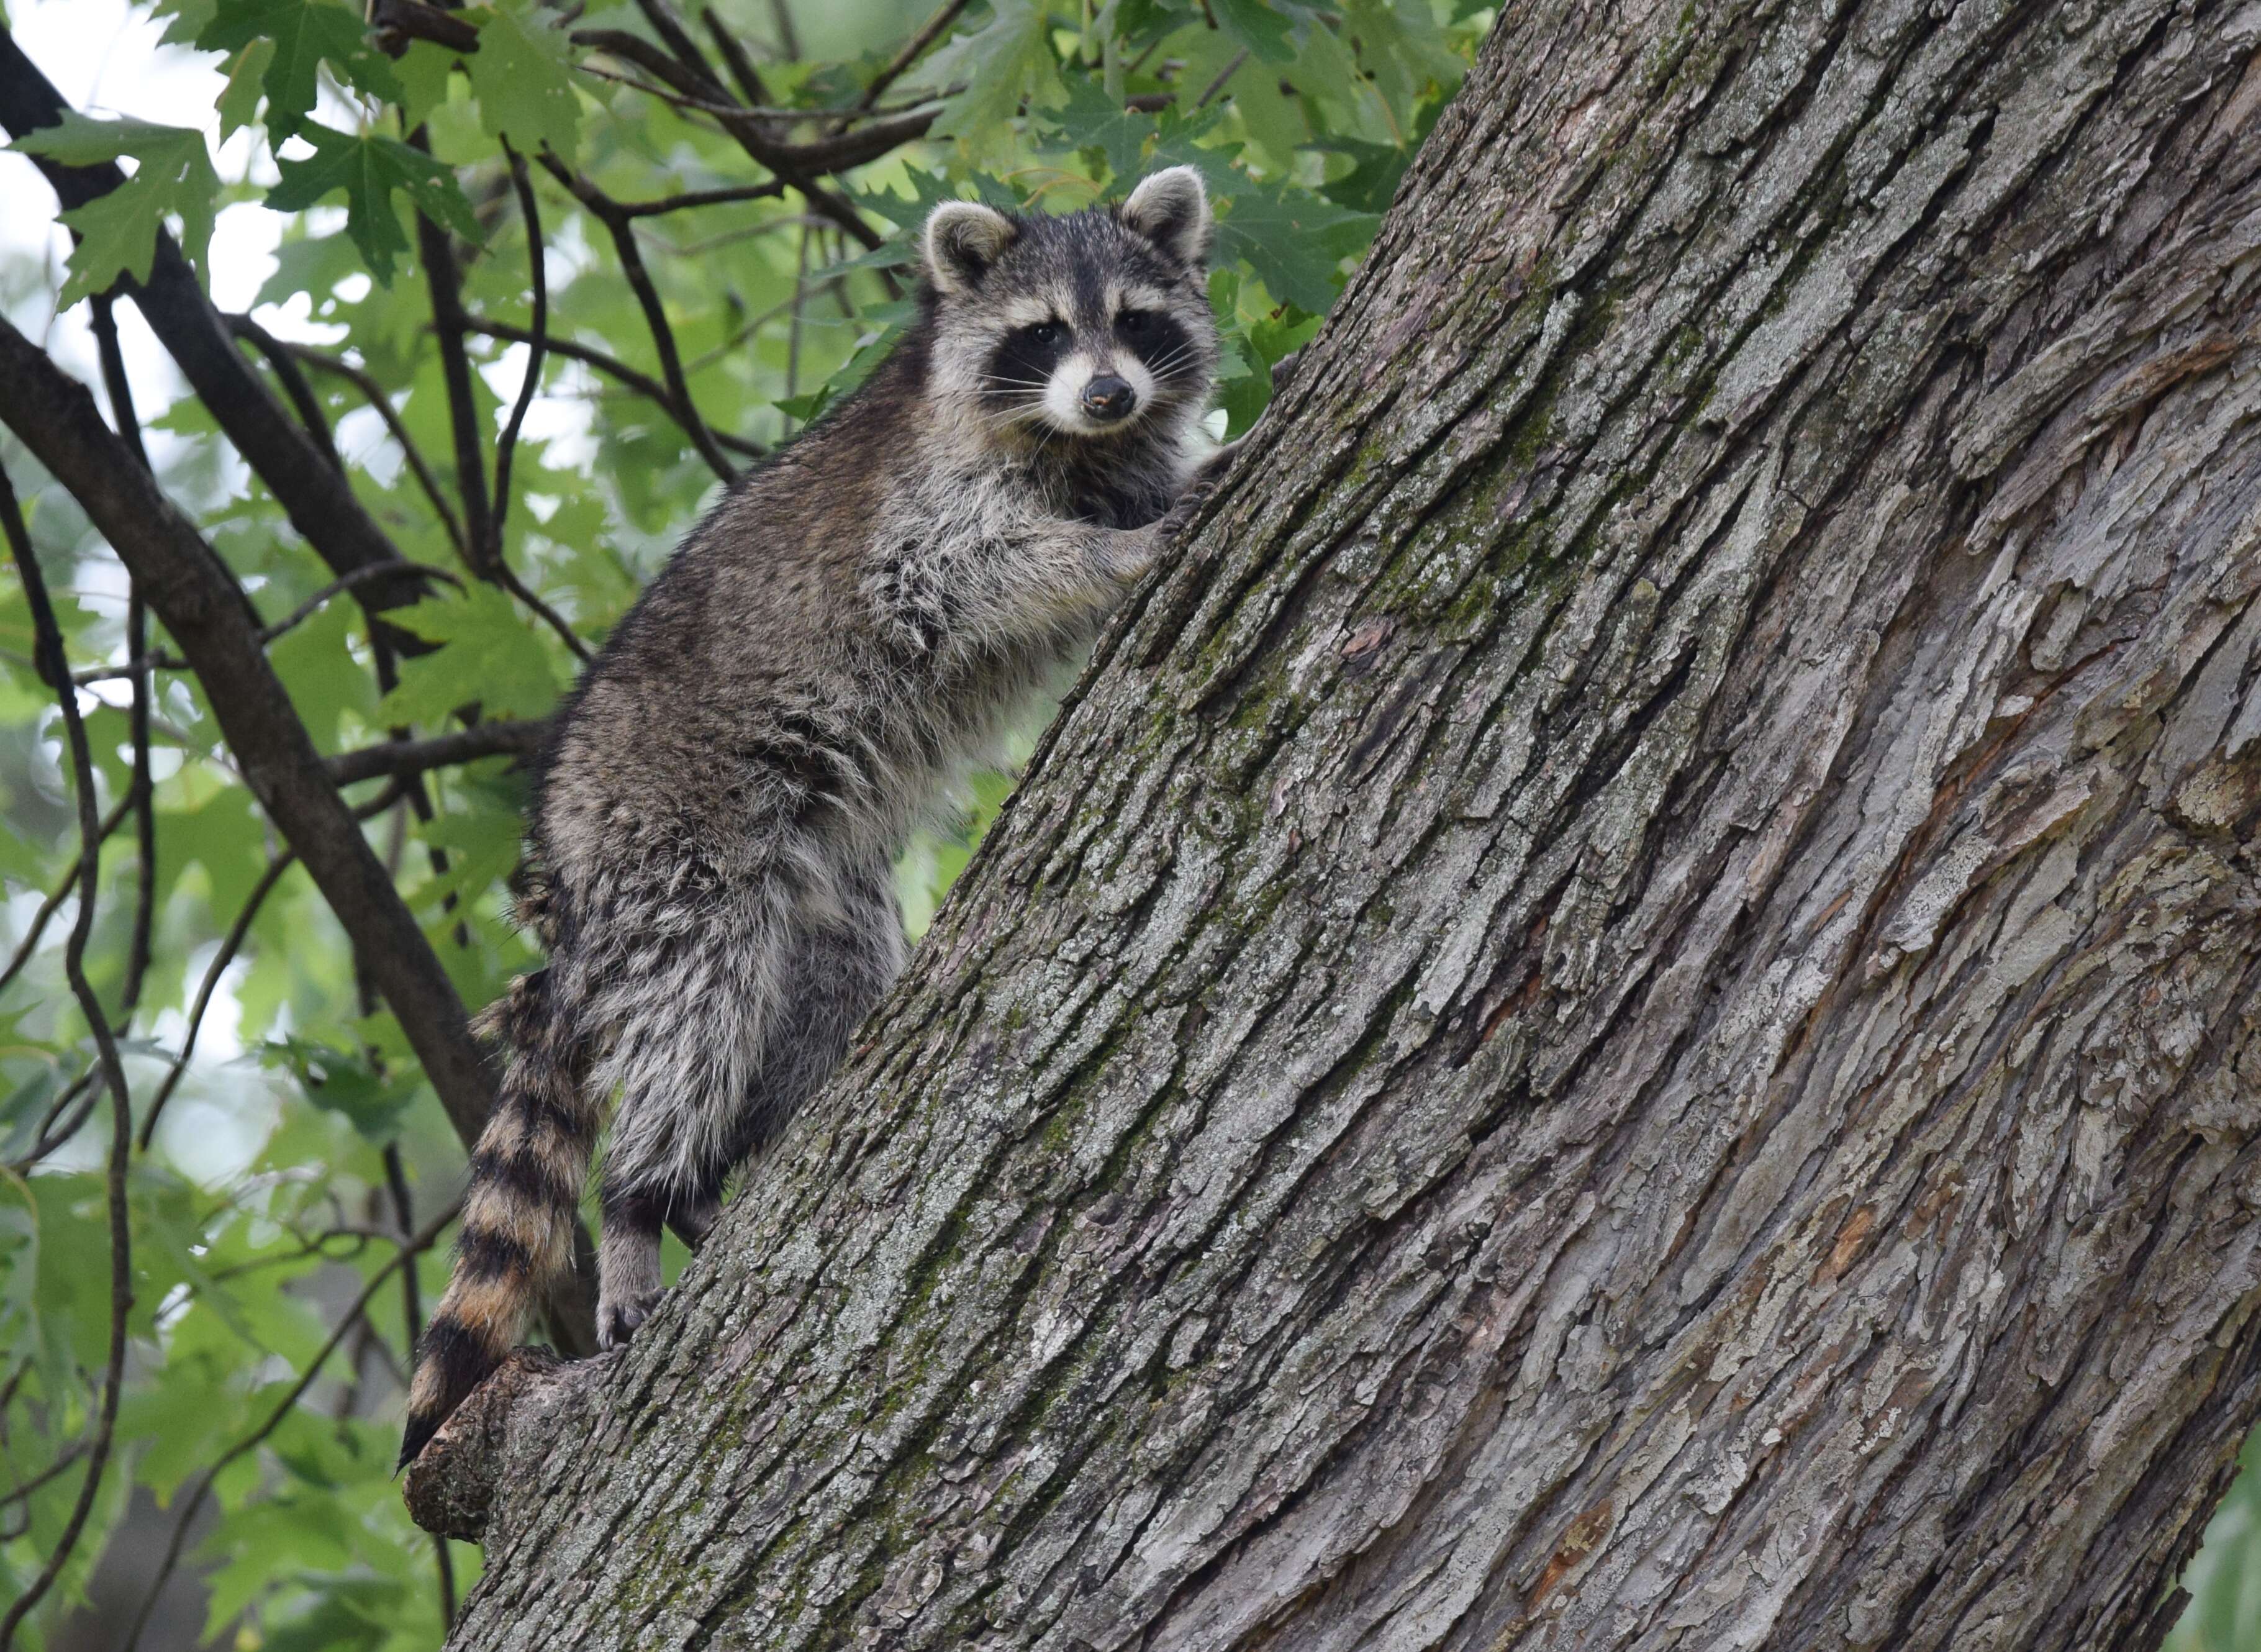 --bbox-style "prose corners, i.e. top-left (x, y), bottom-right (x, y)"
top-left (399, 167), bottom-right (1223, 1467)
